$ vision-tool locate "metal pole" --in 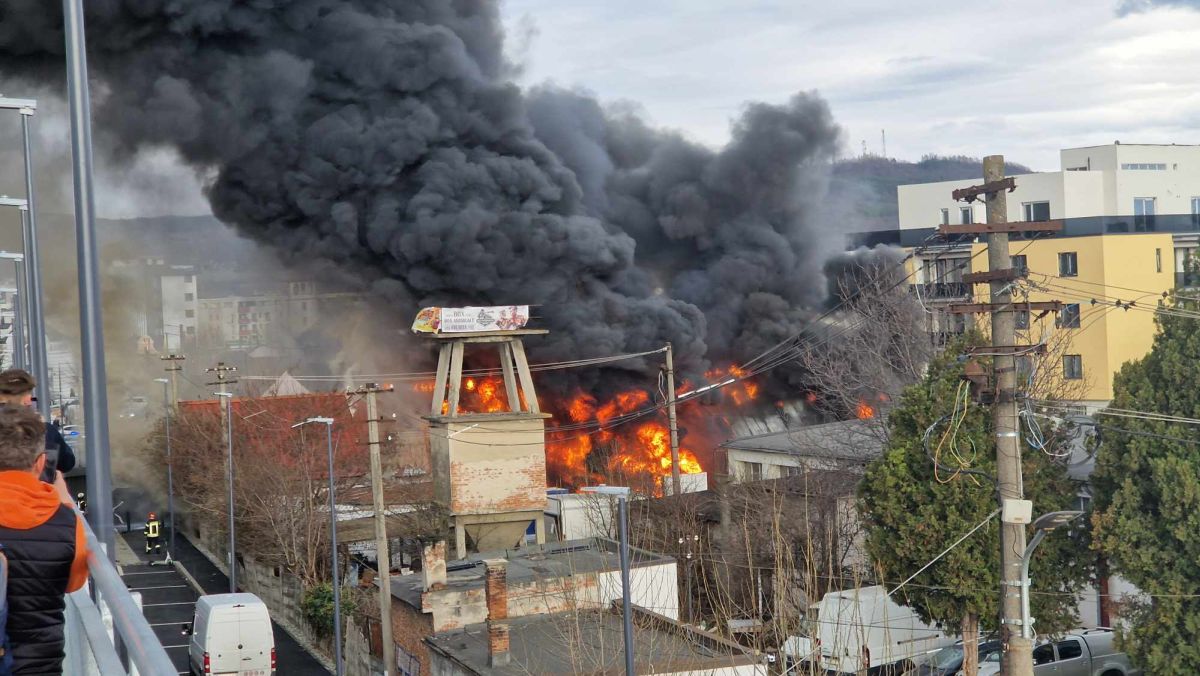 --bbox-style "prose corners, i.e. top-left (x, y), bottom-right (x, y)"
top-left (365, 387), bottom-right (396, 676)
top-left (617, 496), bottom-right (635, 676)
top-left (19, 111), bottom-right (51, 421)
top-left (163, 380), bottom-right (175, 562)
top-left (225, 394), bottom-right (236, 593)
top-left (10, 269), bottom-right (24, 370)
top-left (1019, 530), bottom-right (1045, 641)
top-left (665, 343), bottom-right (681, 496)
top-left (64, 0), bottom-right (116, 560)
top-left (326, 421), bottom-right (344, 676)
top-left (984, 155), bottom-right (1032, 676)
